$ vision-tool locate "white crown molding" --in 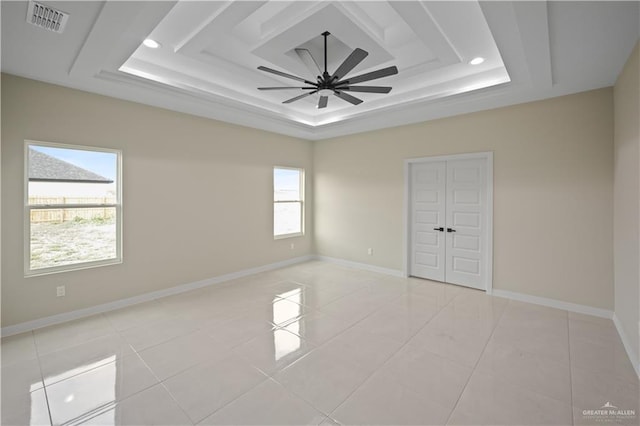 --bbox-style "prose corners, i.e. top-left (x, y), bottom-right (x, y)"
top-left (0, 255), bottom-right (314, 337)
top-left (4, 1), bottom-right (637, 140)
